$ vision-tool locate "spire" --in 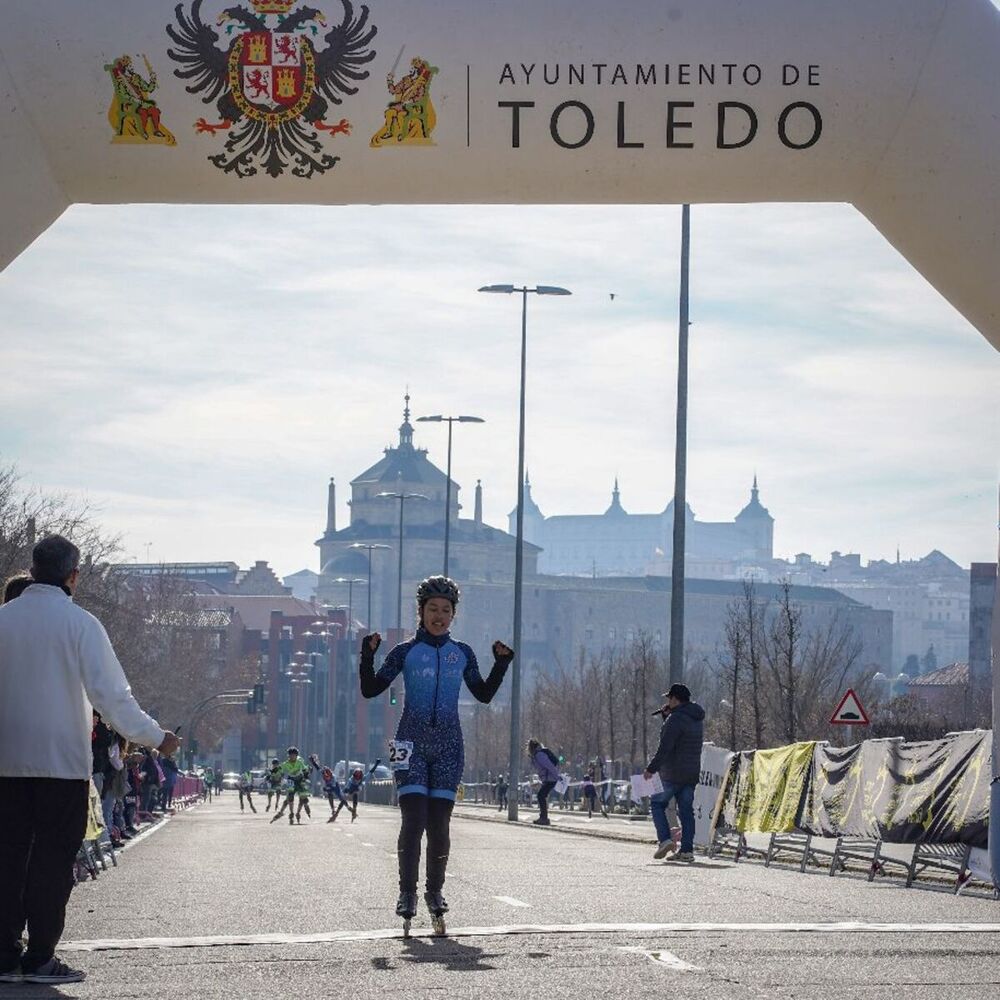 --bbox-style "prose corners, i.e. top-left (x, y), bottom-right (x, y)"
top-left (605, 477), bottom-right (626, 516)
top-left (751, 473), bottom-right (759, 503)
top-left (398, 390), bottom-right (414, 449)
top-left (326, 477), bottom-right (336, 534)
top-left (474, 479), bottom-right (483, 526)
